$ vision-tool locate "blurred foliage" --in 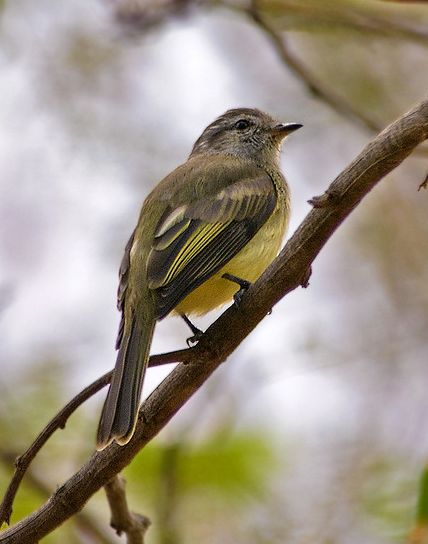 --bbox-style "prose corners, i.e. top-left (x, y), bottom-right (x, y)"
top-left (0, 366), bottom-right (279, 542)
top-left (124, 432), bottom-right (277, 543)
top-left (362, 458), bottom-right (416, 540)
top-left (259, 0), bottom-right (428, 36)
top-left (416, 466), bottom-right (428, 528)
top-left (126, 431), bottom-right (276, 498)
top-left (253, 0), bottom-right (428, 130)
top-left (402, 465), bottom-right (428, 543)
